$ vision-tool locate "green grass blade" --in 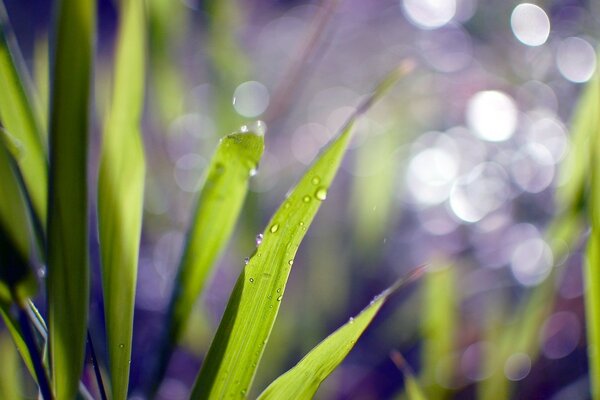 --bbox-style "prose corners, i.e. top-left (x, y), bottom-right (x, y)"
top-left (0, 329), bottom-right (23, 399)
top-left (152, 127), bottom-right (265, 389)
top-left (97, 0), bottom-right (146, 398)
top-left (0, 302), bottom-right (34, 377)
top-left (47, 0), bottom-right (94, 398)
top-left (0, 0), bottom-right (47, 225)
top-left (585, 70), bottom-right (600, 399)
top-left (390, 351), bottom-right (427, 400)
top-left (0, 138), bottom-right (37, 302)
top-left (189, 63), bottom-right (414, 399)
top-left (257, 271), bottom-right (424, 400)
